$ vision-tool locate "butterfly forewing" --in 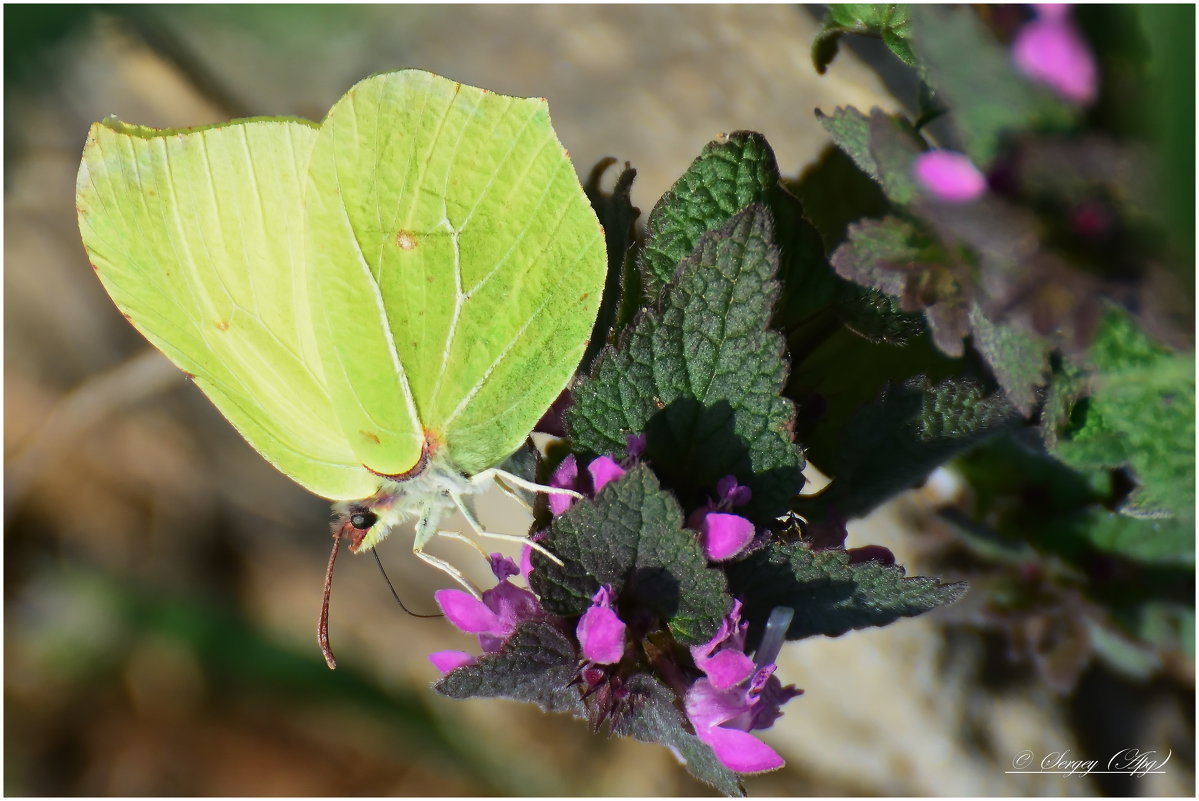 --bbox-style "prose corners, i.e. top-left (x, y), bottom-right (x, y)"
top-left (305, 70), bottom-right (606, 477)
